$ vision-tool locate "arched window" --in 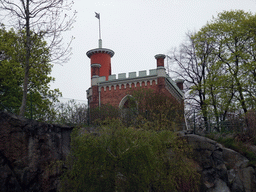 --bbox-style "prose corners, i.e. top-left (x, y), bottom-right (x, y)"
top-left (119, 95), bottom-right (138, 125)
